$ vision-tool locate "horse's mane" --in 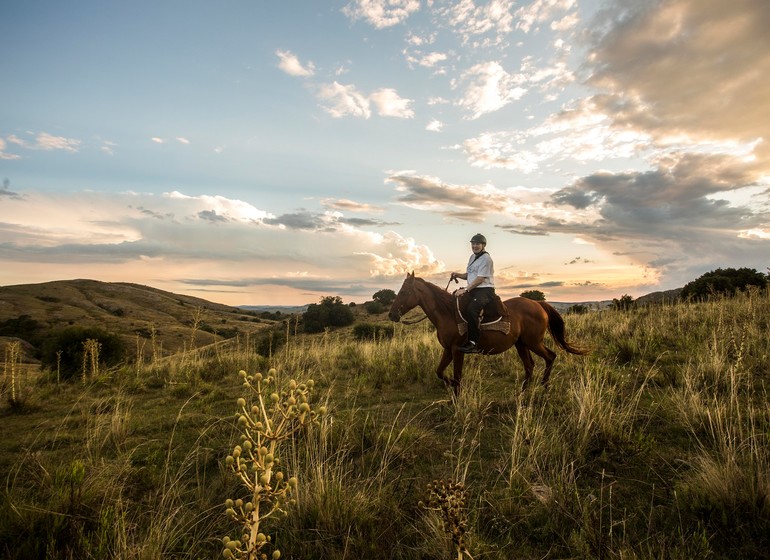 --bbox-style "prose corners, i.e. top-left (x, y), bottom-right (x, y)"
top-left (414, 277), bottom-right (456, 315)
